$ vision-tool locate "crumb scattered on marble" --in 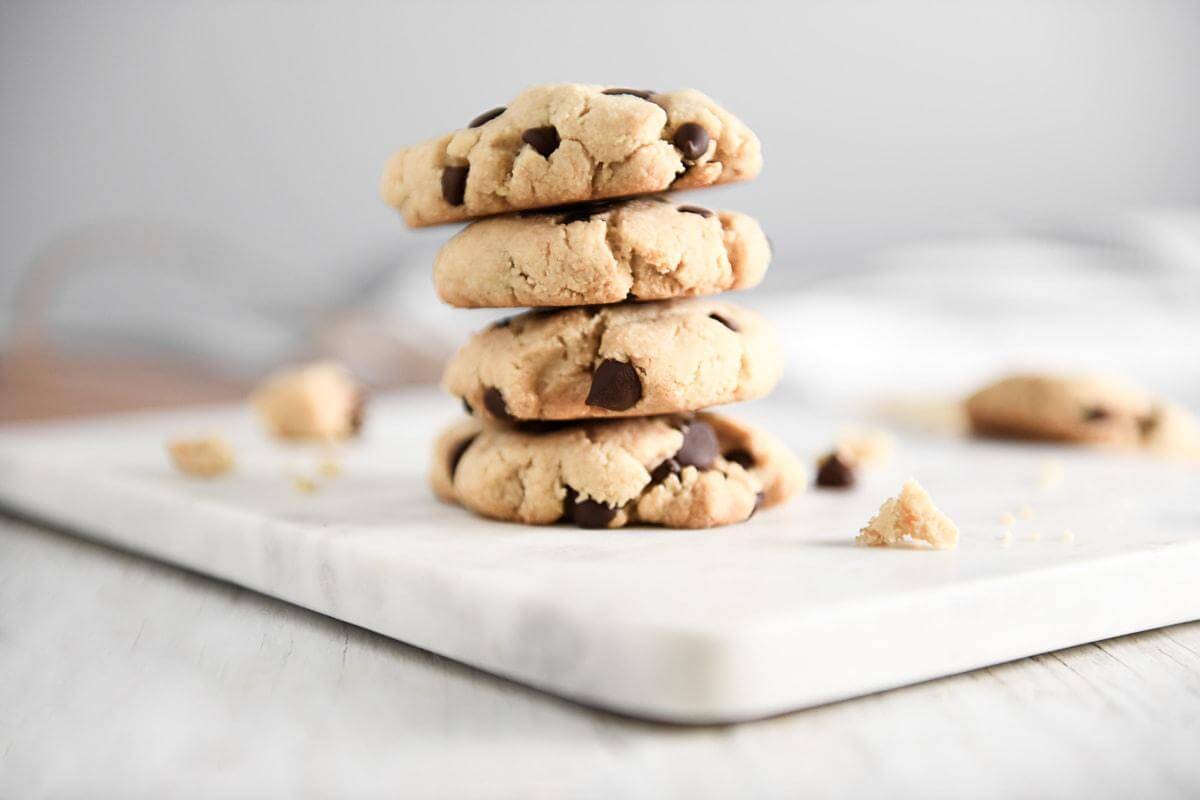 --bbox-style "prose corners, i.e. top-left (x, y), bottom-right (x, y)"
top-left (999, 511), bottom-right (1016, 526)
top-left (167, 434), bottom-right (235, 478)
top-left (856, 478), bottom-right (959, 550)
top-left (1038, 458), bottom-right (1064, 490)
top-left (292, 475), bottom-right (318, 494)
top-left (835, 426), bottom-right (895, 468)
top-left (252, 360), bottom-right (367, 441)
top-left (1026, 530), bottom-right (1042, 542)
top-left (318, 455), bottom-right (342, 478)
top-left (1060, 528), bottom-right (1075, 544)
top-left (1019, 504), bottom-right (1036, 521)
top-left (998, 530), bottom-right (1013, 548)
